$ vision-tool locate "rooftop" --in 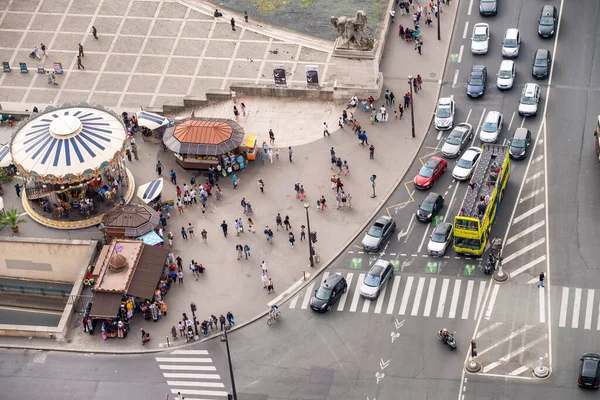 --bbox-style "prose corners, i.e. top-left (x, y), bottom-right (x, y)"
top-left (94, 239), bottom-right (143, 293)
